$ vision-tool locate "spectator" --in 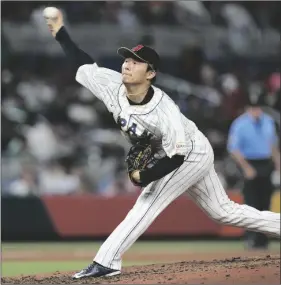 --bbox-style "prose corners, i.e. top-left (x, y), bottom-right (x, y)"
top-left (38, 161), bottom-right (82, 195)
top-left (220, 3), bottom-right (261, 55)
top-left (117, 2), bottom-right (140, 30)
top-left (8, 167), bottom-right (37, 197)
top-left (174, 1), bottom-right (211, 27)
top-left (1, 2), bottom-right (280, 197)
top-left (23, 119), bottom-right (59, 162)
top-left (219, 73), bottom-right (247, 121)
